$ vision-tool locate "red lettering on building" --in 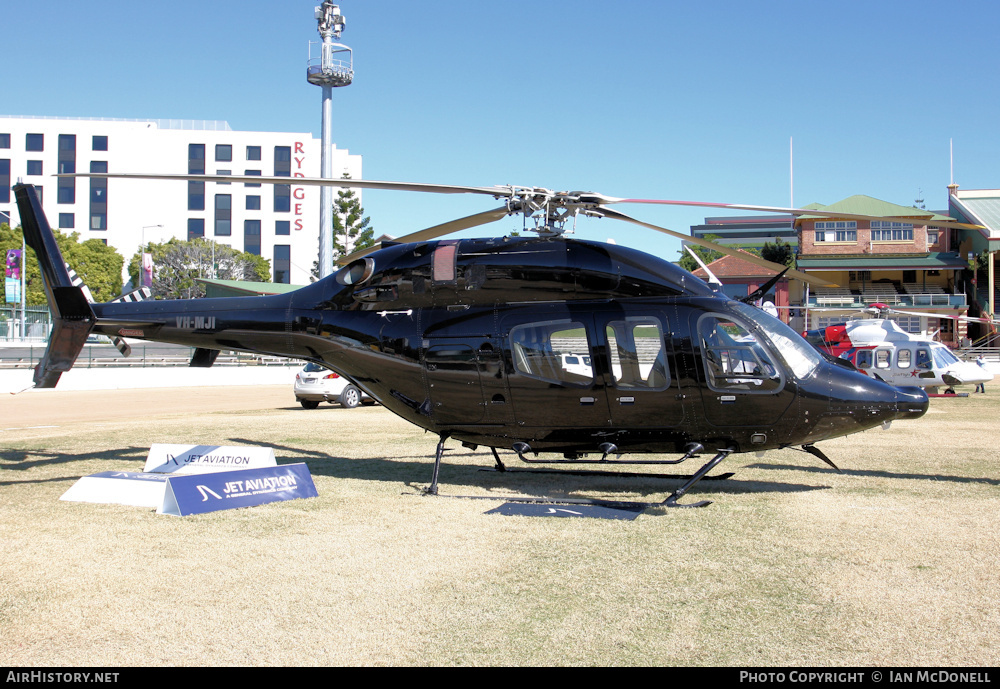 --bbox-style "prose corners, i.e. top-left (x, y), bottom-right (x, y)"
top-left (294, 142), bottom-right (304, 154)
top-left (293, 188), bottom-right (305, 200)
